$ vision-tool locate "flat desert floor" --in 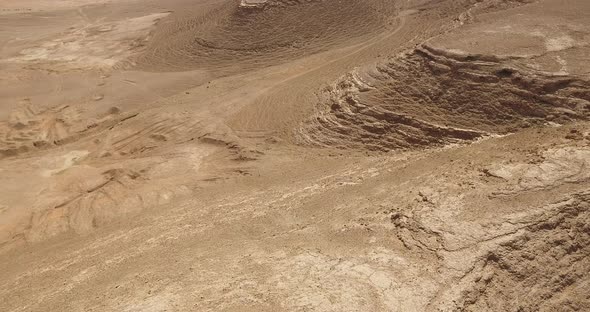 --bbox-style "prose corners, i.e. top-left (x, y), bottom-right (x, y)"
top-left (1, 0), bottom-right (589, 311)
